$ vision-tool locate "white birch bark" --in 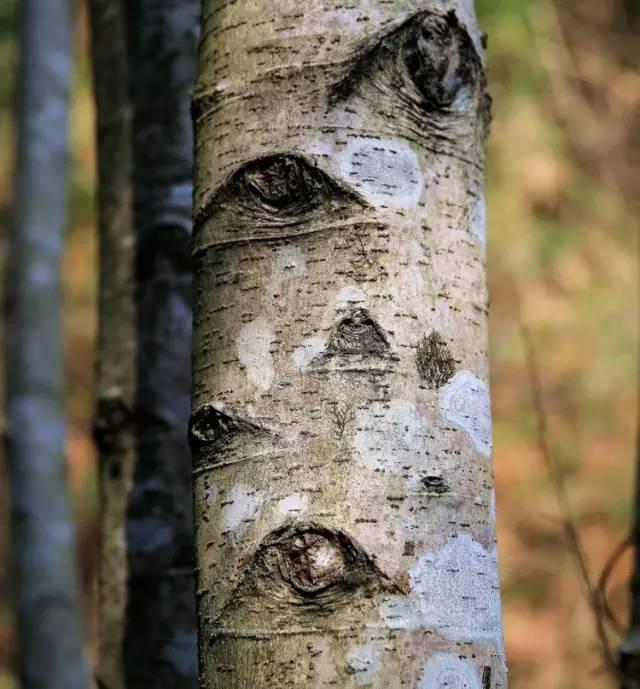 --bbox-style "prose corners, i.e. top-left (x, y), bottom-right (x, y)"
top-left (191, 2), bottom-right (506, 687)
